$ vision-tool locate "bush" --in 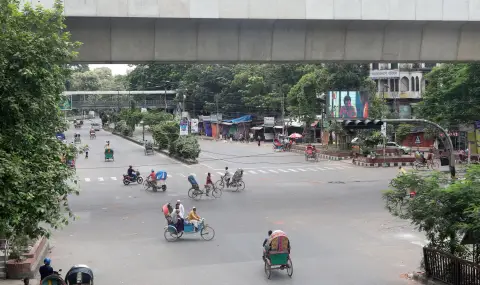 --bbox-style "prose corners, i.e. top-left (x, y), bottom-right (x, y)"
top-left (114, 120), bottom-right (132, 137)
top-left (171, 136), bottom-right (200, 160)
top-left (151, 124), bottom-right (169, 149)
